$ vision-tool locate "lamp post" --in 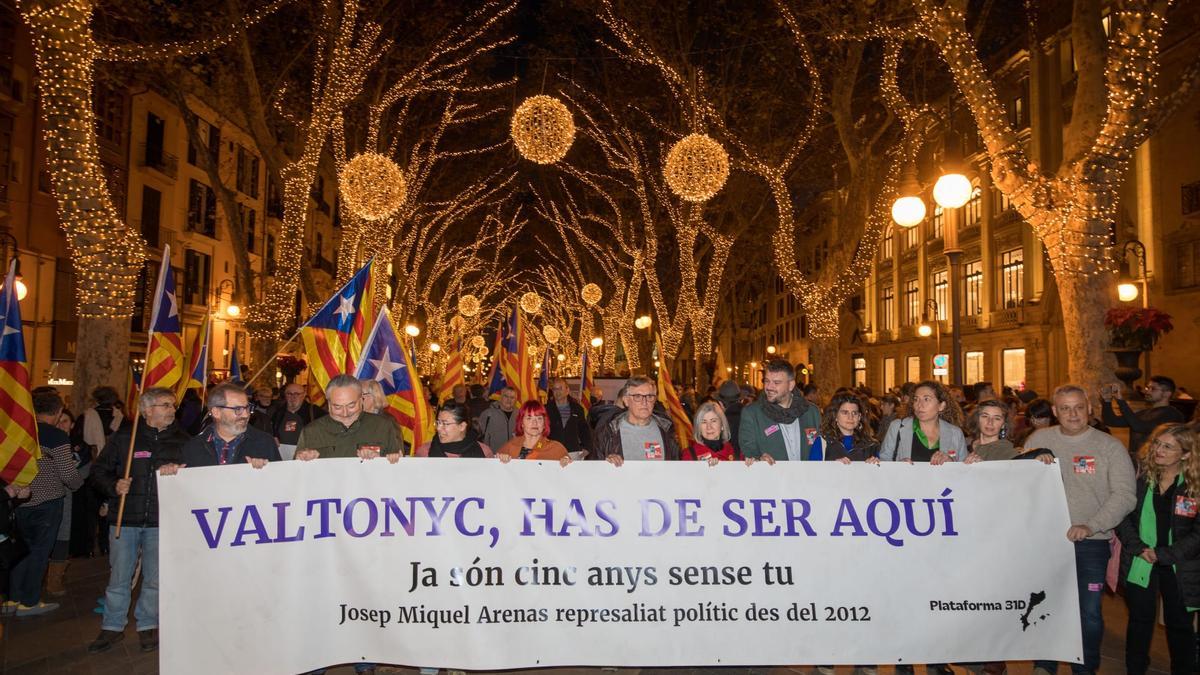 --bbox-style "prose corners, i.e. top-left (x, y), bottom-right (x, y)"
top-left (0, 232), bottom-right (28, 301)
top-left (1116, 239), bottom-right (1148, 308)
top-left (212, 279), bottom-right (240, 318)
